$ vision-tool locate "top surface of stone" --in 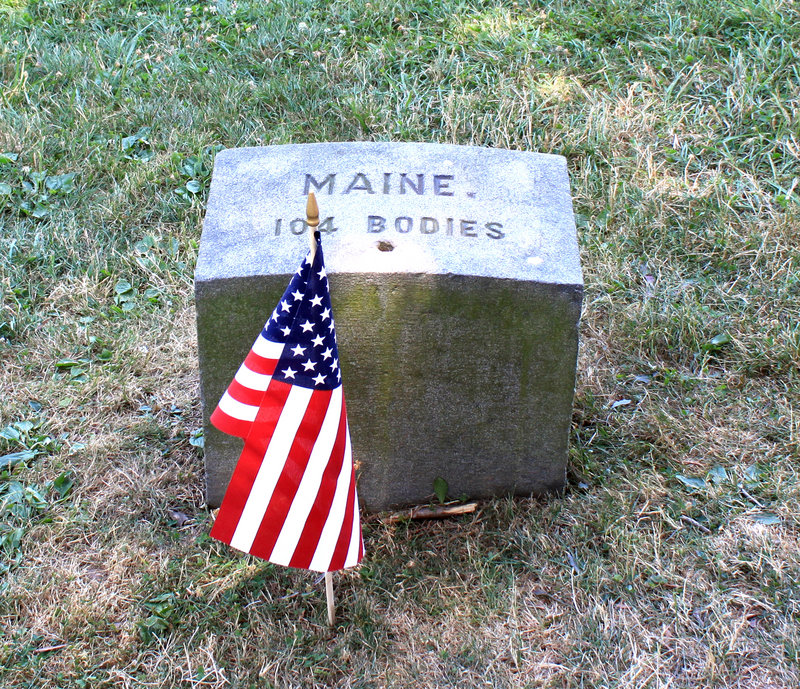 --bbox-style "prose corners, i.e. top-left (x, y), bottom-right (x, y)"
top-left (196, 142), bottom-right (582, 286)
